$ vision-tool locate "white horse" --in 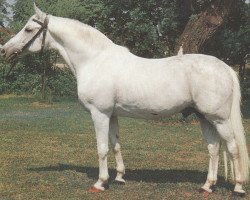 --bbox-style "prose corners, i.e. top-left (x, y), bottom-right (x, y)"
top-left (1, 4), bottom-right (249, 196)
